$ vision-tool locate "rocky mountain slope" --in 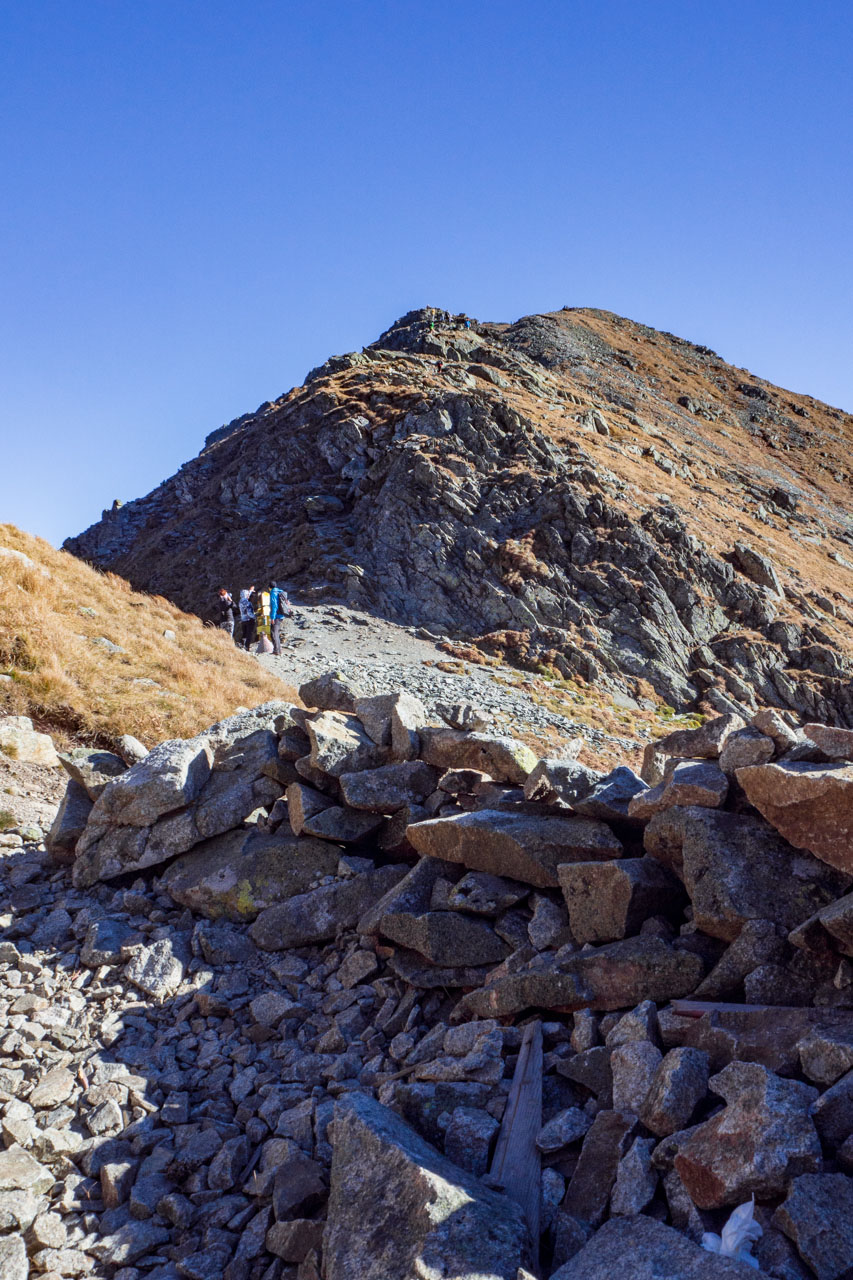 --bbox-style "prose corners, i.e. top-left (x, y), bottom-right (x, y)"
top-left (66, 306), bottom-right (853, 725)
